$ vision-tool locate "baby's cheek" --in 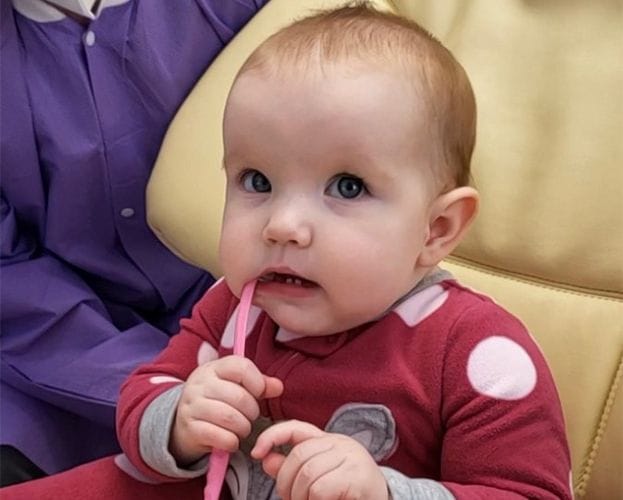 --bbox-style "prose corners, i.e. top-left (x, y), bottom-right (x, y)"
top-left (218, 244), bottom-right (243, 293)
